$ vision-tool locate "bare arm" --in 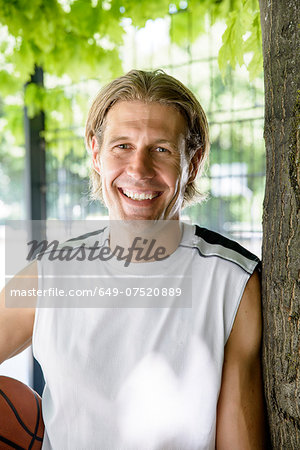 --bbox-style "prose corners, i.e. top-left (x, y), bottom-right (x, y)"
top-left (0, 261), bottom-right (37, 364)
top-left (216, 270), bottom-right (268, 449)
